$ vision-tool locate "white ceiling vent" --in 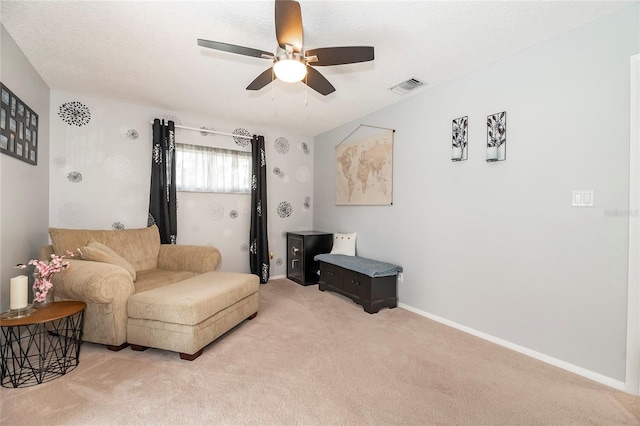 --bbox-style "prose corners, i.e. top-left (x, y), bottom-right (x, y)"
top-left (389, 78), bottom-right (426, 95)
